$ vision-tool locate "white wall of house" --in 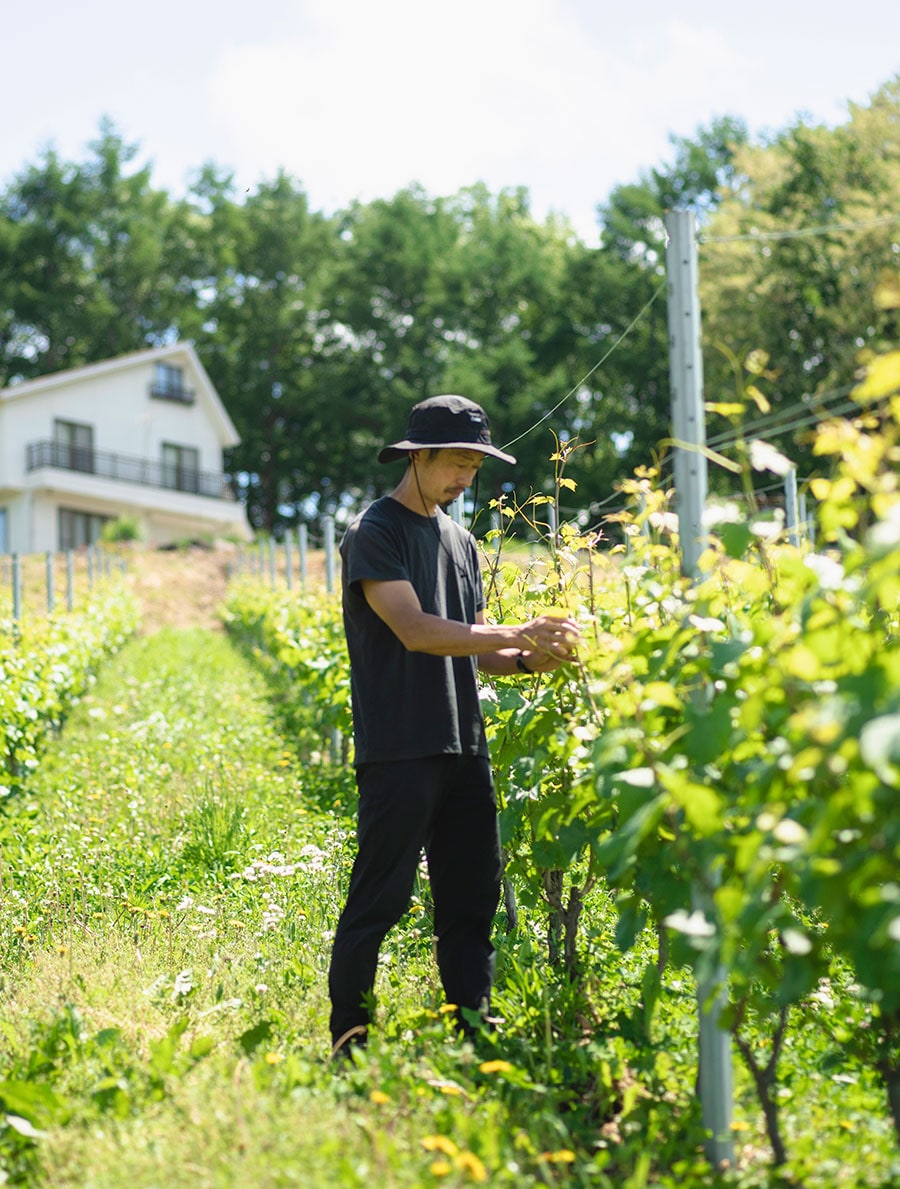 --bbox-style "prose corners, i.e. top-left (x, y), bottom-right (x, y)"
top-left (0, 344), bottom-right (254, 553)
